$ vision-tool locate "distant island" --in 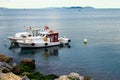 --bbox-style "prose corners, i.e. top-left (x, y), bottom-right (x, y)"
top-left (67, 6), bottom-right (83, 9)
top-left (64, 6), bottom-right (94, 10)
top-left (0, 7), bottom-right (8, 9)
